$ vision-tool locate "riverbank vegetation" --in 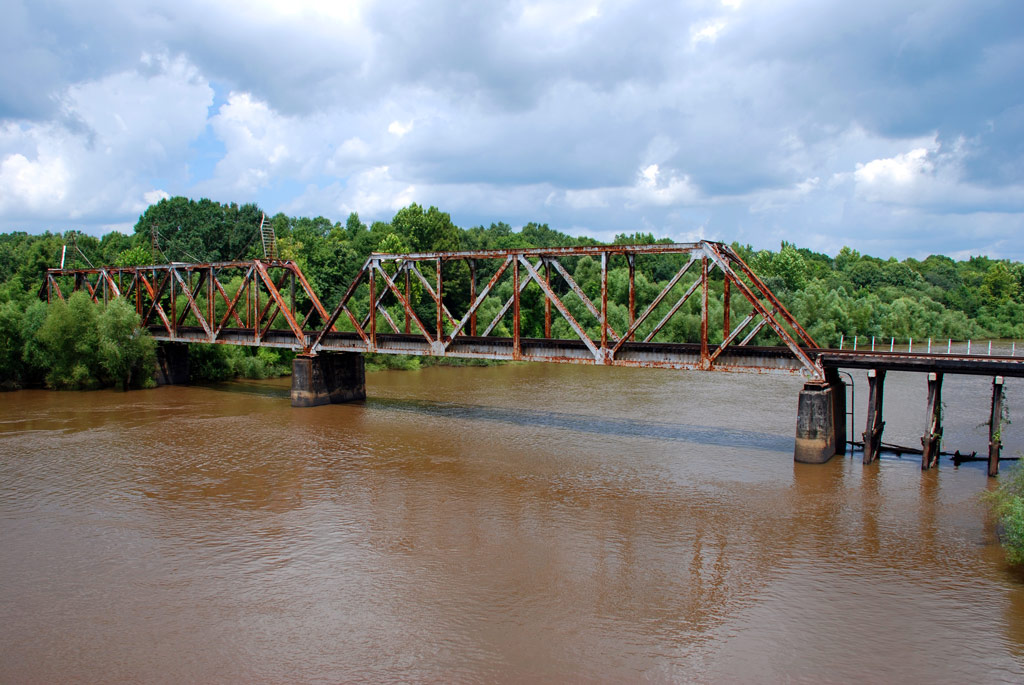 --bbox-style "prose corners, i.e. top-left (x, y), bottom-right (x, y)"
top-left (985, 462), bottom-right (1024, 566)
top-left (1, 196), bottom-right (1022, 390)
top-left (0, 291), bottom-right (155, 390)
